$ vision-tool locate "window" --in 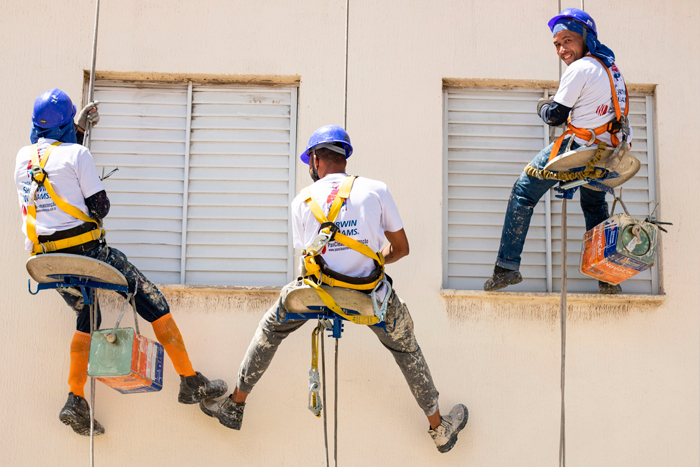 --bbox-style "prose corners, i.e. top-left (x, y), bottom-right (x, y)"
top-left (89, 81), bottom-right (297, 286)
top-left (443, 87), bottom-right (658, 294)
